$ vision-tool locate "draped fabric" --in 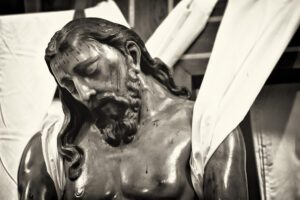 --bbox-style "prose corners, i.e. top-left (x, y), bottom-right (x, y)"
top-left (251, 85), bottom-right (300, 200)
top-left (0, 1), bottom-right (128, 199)
top-left (190, 0), bottom-right (300, 198)
top-left (145, 0), bottom-right (218, 68)
top-left (41, 101), bottom-right (65, 199)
